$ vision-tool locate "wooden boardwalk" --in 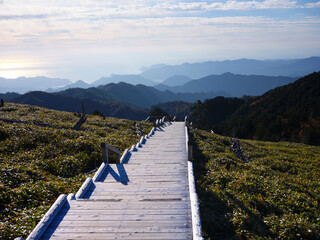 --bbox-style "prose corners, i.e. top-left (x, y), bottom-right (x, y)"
top-left (33, 122), bottom-right (194, 239)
